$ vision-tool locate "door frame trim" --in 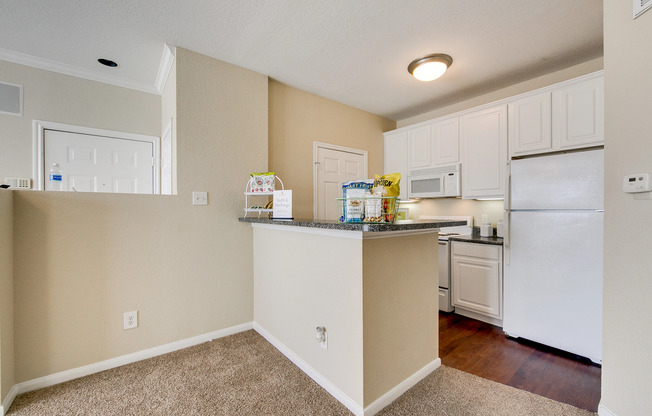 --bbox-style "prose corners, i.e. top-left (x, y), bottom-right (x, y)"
top-left (33, 120), bottom-right (161, 192)
top-left (312, 141), bottom-right (368, 219)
